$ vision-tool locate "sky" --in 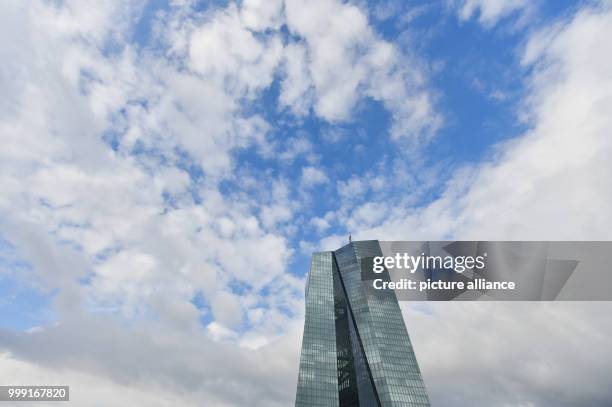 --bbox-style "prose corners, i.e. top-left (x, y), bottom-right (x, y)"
top-left (0, 0), bottom-right (611, 406)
